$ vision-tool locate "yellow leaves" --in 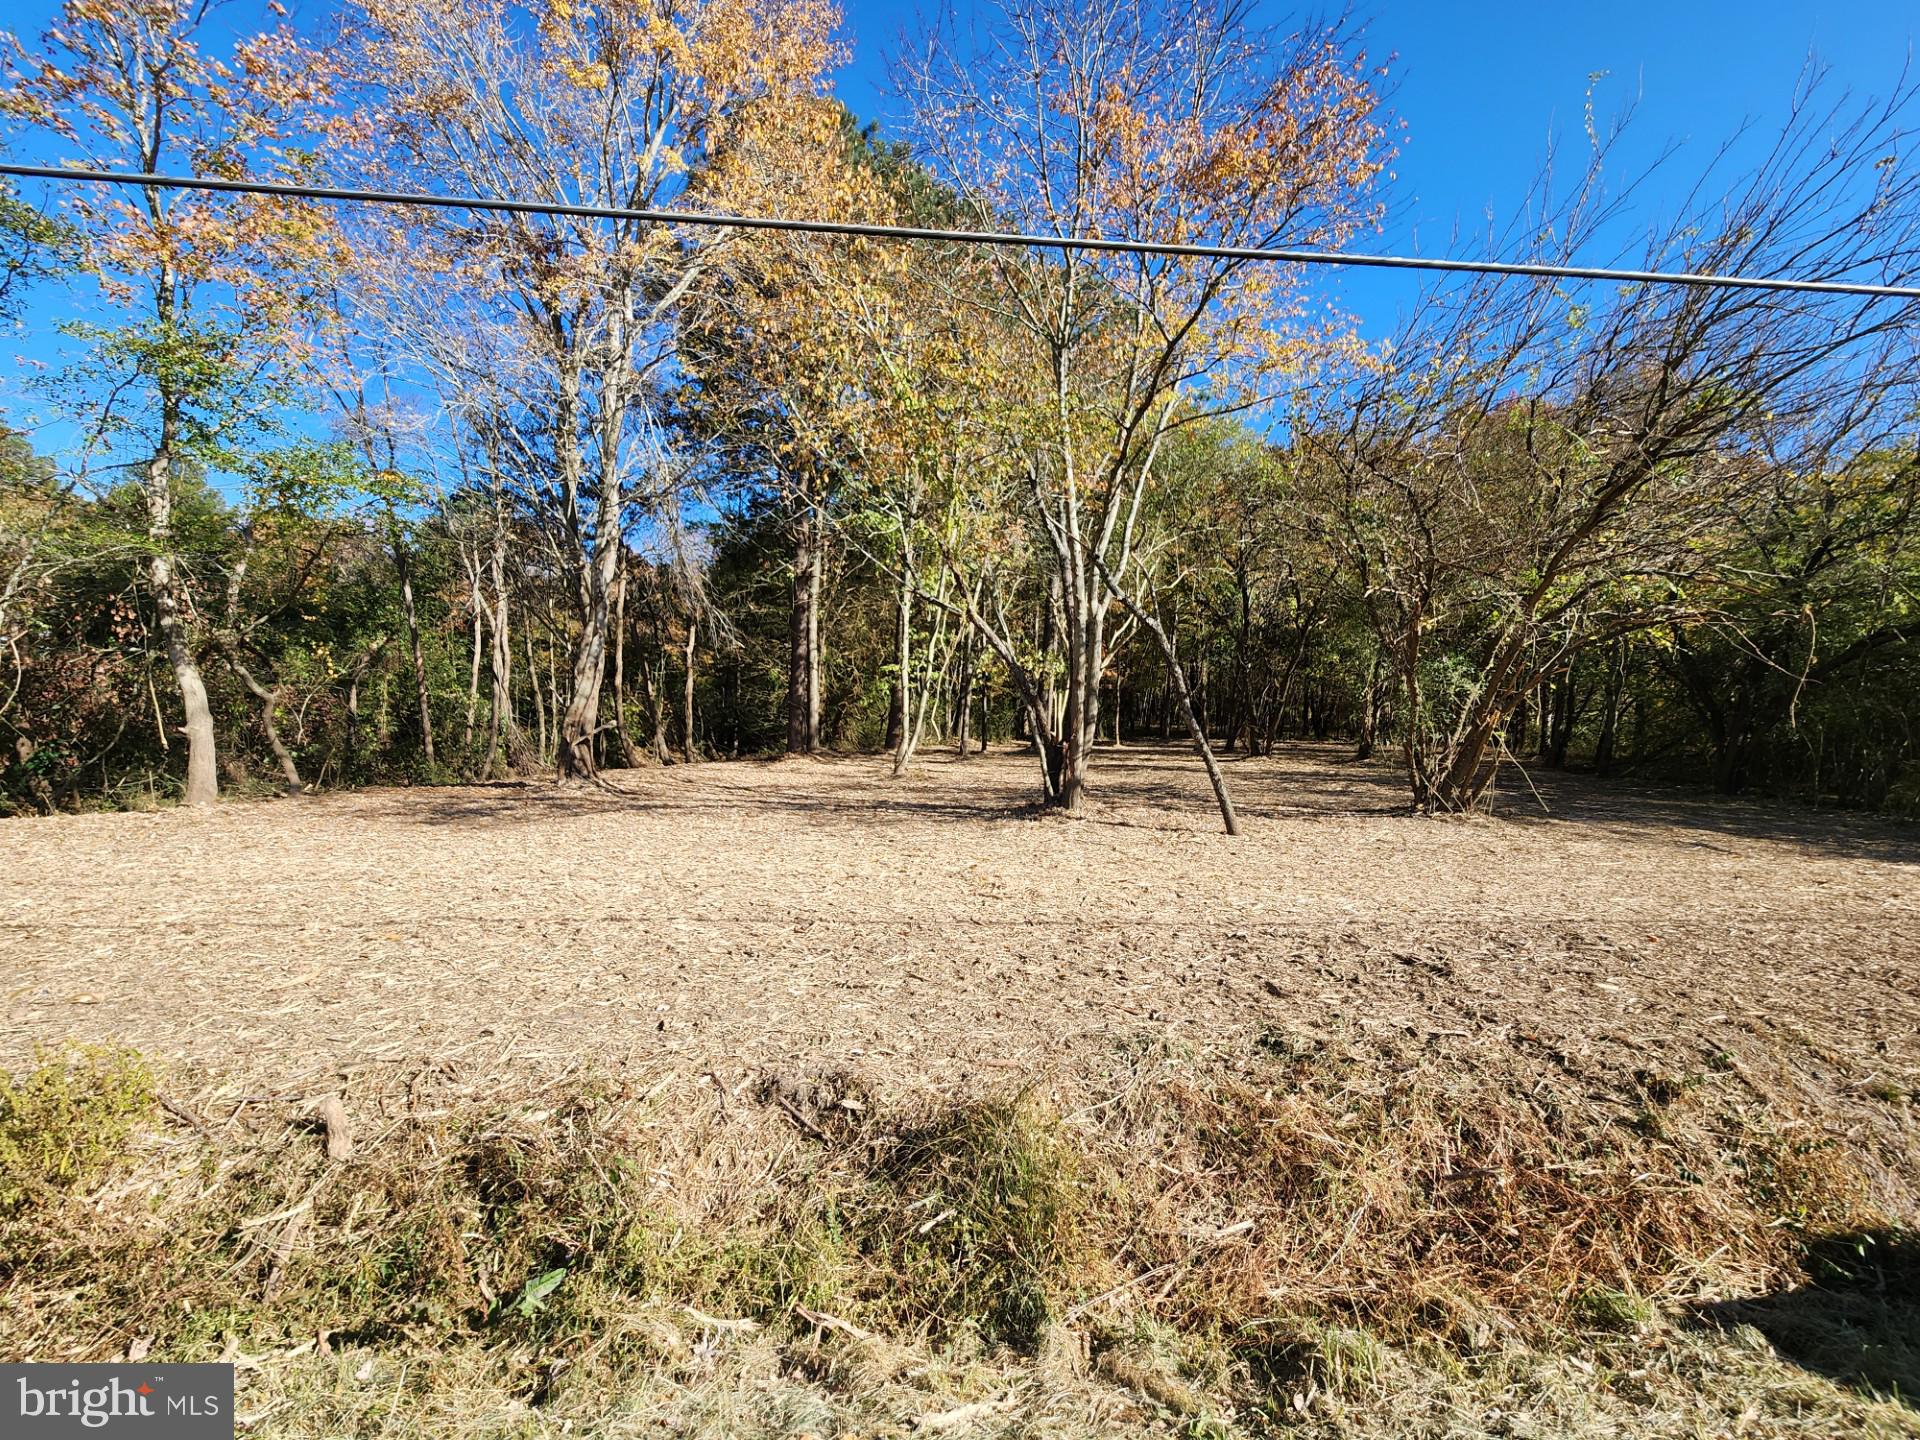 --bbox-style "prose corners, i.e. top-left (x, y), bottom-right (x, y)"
top-left (558, 58), bottom-right (611, 91)
top-left (6, 5), bottom-right (347, 350)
